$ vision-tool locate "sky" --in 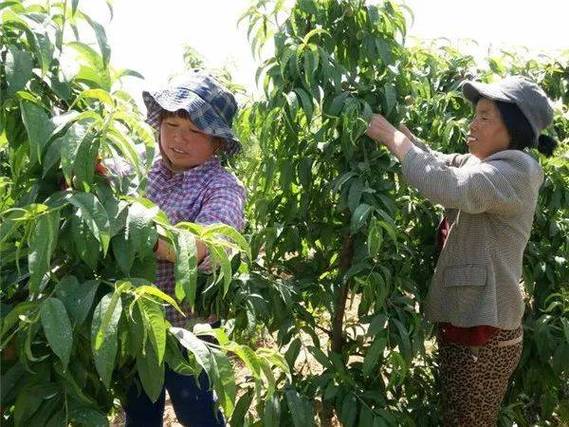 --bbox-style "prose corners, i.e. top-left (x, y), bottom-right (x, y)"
top-left (82, 0), bottom-right (569, 106)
